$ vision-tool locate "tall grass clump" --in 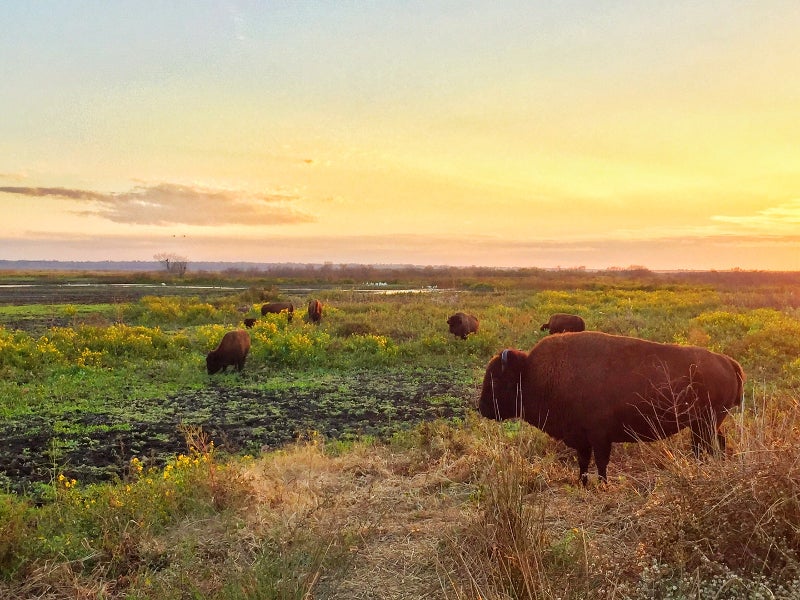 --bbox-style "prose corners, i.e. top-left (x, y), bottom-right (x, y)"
top-left (445, 420), bottom-right (586, 600)
top-left (617, 394), bottom-right (800, 599)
